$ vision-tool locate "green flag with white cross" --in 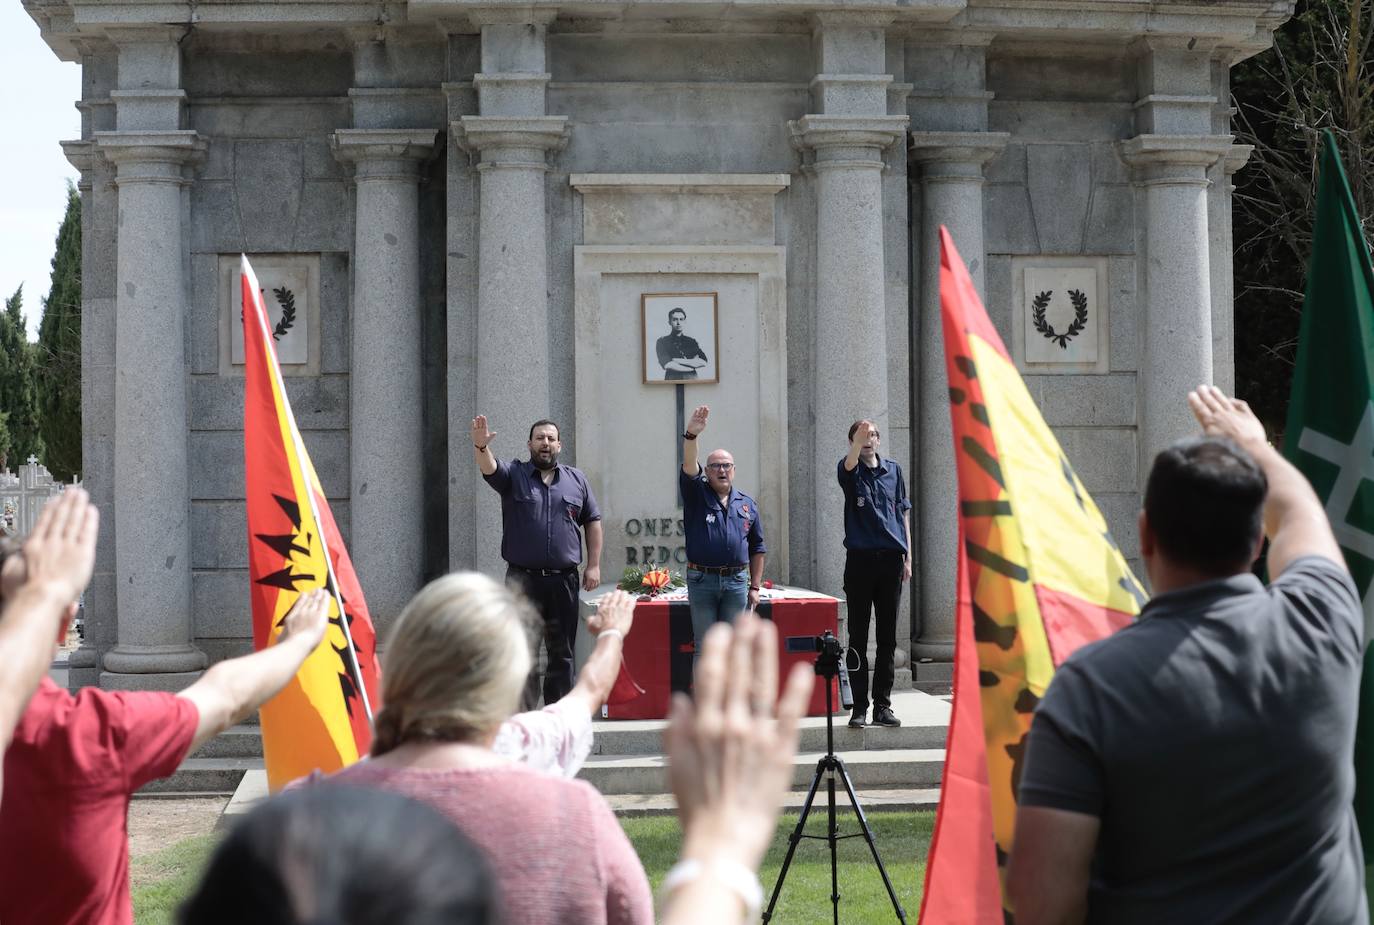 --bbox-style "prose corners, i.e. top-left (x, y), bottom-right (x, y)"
top-left (1284, 130), bottom-right (1374, 895)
